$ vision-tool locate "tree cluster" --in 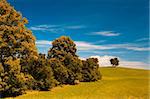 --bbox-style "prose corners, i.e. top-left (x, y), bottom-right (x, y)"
top-left (0, 0), bottom-right (101, 97)
top-left (48, 36), bottom-right (101, 85)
